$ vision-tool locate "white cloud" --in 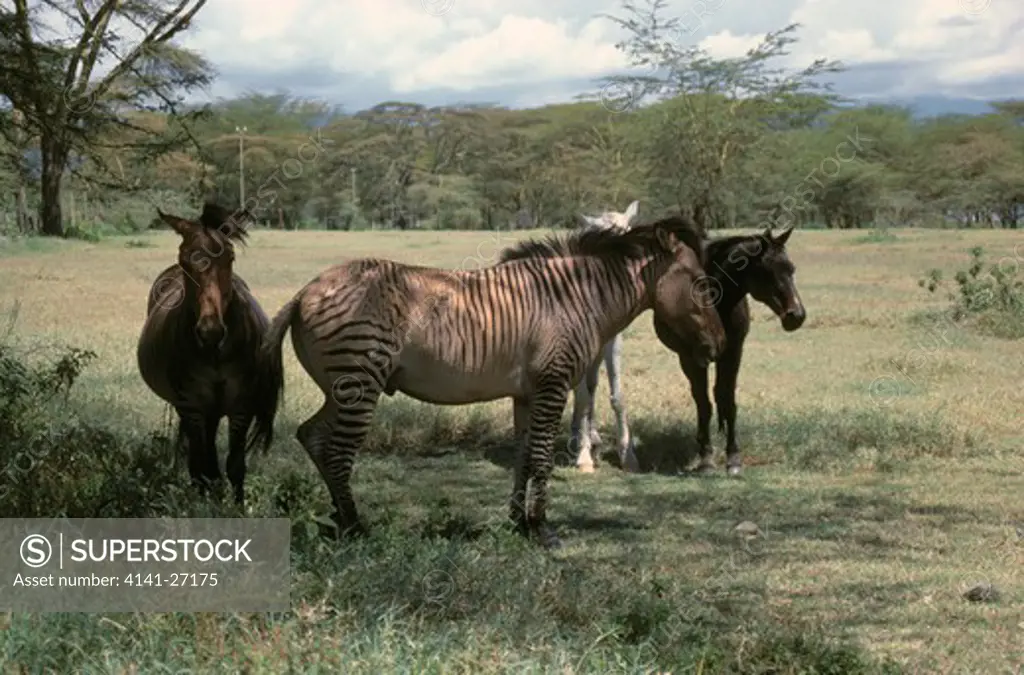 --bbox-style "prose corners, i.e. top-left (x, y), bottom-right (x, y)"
top-left (782, 0), bottom-right (1022, 85)
top-left (167, 0), bottom-right (1022, 107)
top-left (698, 30), bottom-right (764, 59)
top-left (392, 16), bottom-right (627, 91)
top-left (815, 29), bottom-right (896, 64)
top-left (941, 42), bottom-right (1024, 84)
